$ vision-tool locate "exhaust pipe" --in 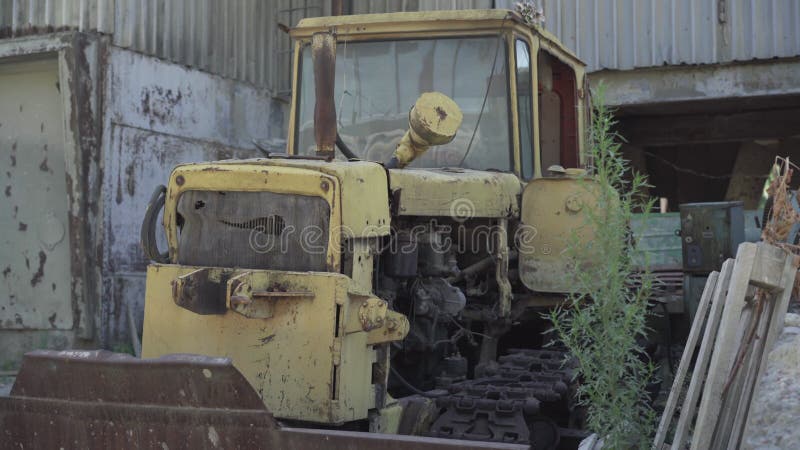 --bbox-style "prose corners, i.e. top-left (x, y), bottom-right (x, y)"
top-left (312, 31), bottom-right (337, 158)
